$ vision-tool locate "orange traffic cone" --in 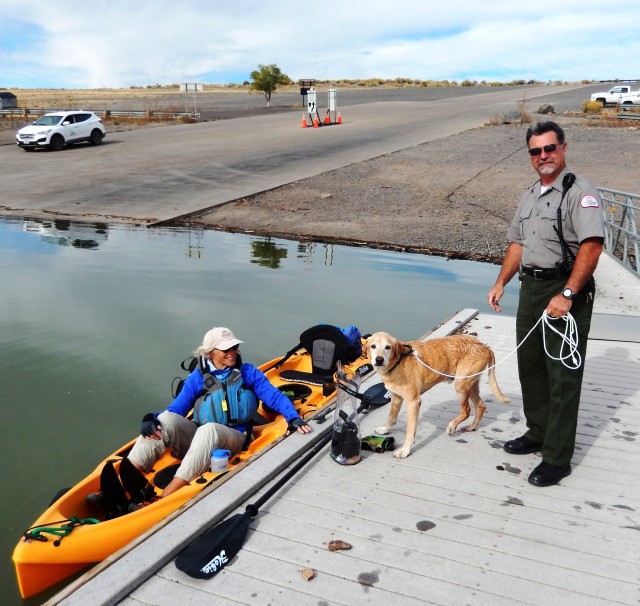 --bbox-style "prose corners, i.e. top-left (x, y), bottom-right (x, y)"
top-left (323, 112), bottom-right (331, 125)
top-left (313, 115), bottom-right (319, 128)
top-left (301, 113), bottom-right (308, 128)
top-left (336, 112), bottom-right (342, 124)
